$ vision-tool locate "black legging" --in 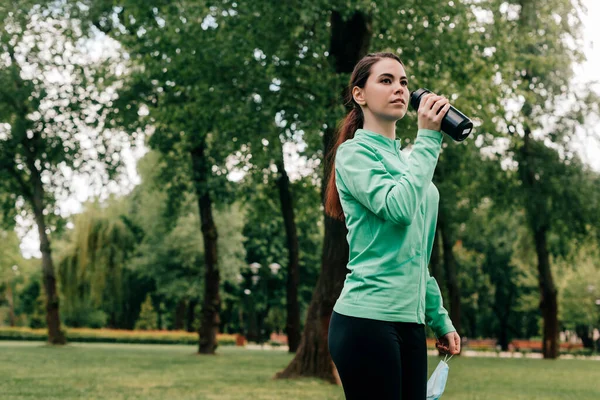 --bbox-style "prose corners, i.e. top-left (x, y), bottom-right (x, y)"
top-left (328, 311), bottom-right (428, 400)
